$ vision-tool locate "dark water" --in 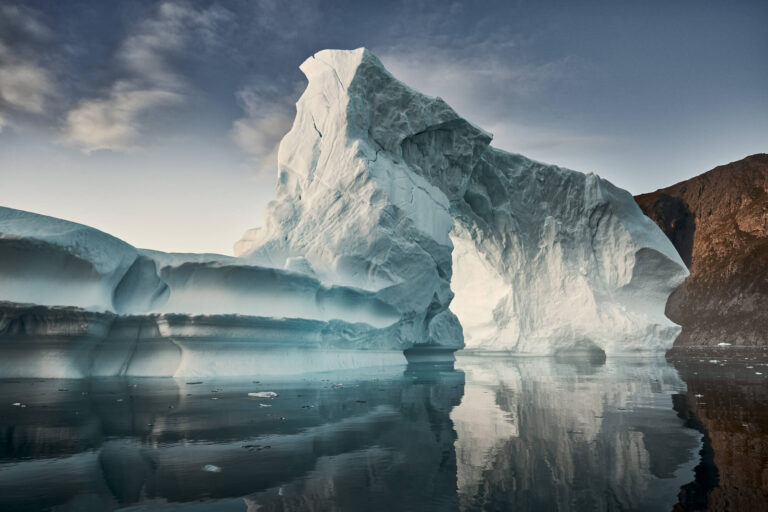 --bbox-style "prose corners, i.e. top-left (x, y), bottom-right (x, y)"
top-left (0, 353), bottom-right (766, 511)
